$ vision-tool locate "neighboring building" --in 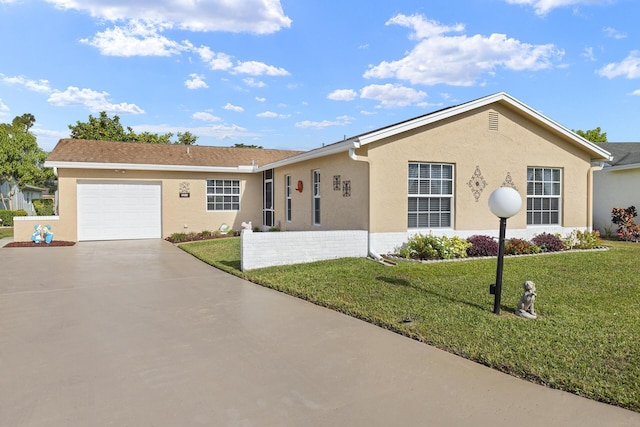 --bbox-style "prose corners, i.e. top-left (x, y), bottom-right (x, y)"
top-left (593, 142), bottom-right (640, 236)
top-left (0, 180), bottom-right (48, 215)
top-left (16, 92), bottom-right (610, 253)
